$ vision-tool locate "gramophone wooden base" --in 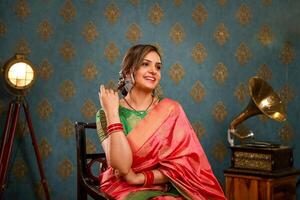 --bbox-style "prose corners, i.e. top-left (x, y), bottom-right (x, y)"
top-left (230, 145), bottom-right (293, 172)
top-left (224, 168), bottom-right (300, 200)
